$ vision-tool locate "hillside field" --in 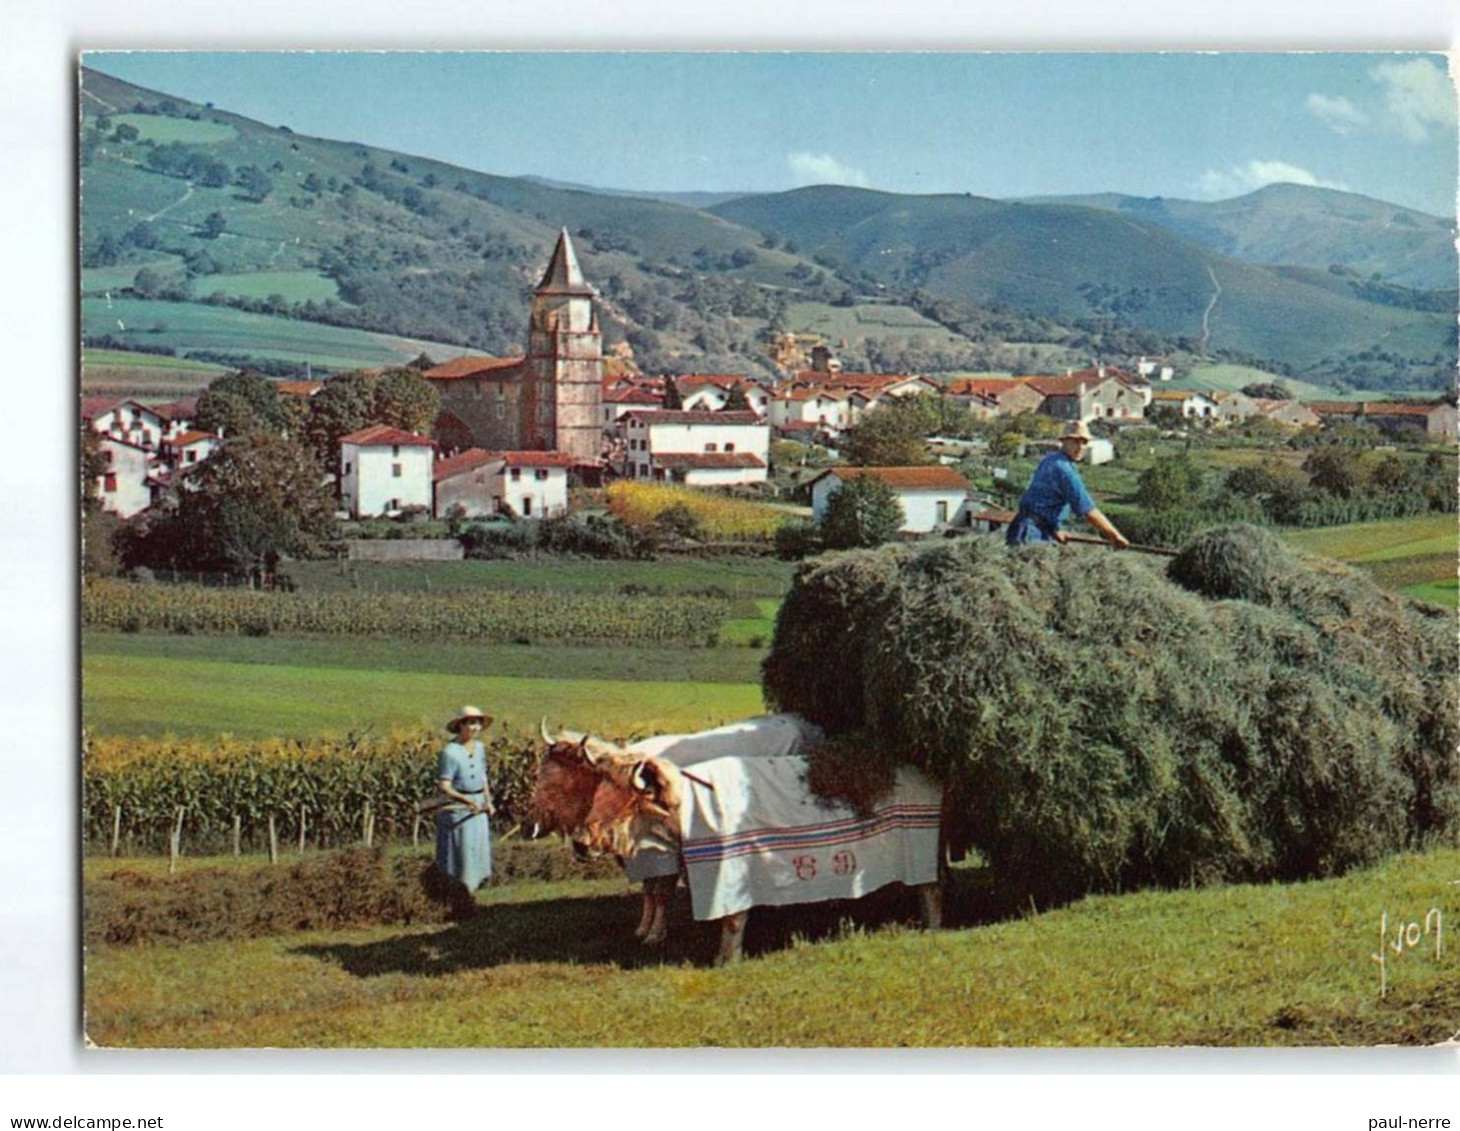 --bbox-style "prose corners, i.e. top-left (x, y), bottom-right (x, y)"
top-left (83, 844), bottom-right (1458, 1047)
